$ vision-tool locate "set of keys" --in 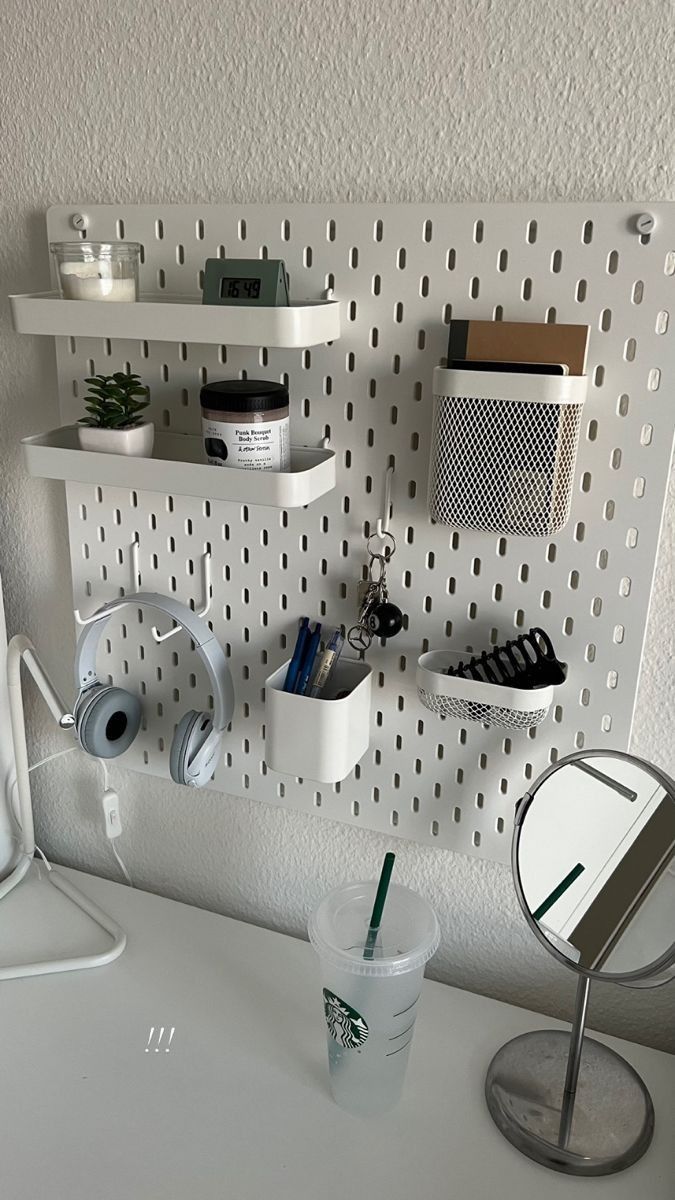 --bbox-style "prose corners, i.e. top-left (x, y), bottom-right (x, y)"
top-left (347, 532), bottom-right (404, 653)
